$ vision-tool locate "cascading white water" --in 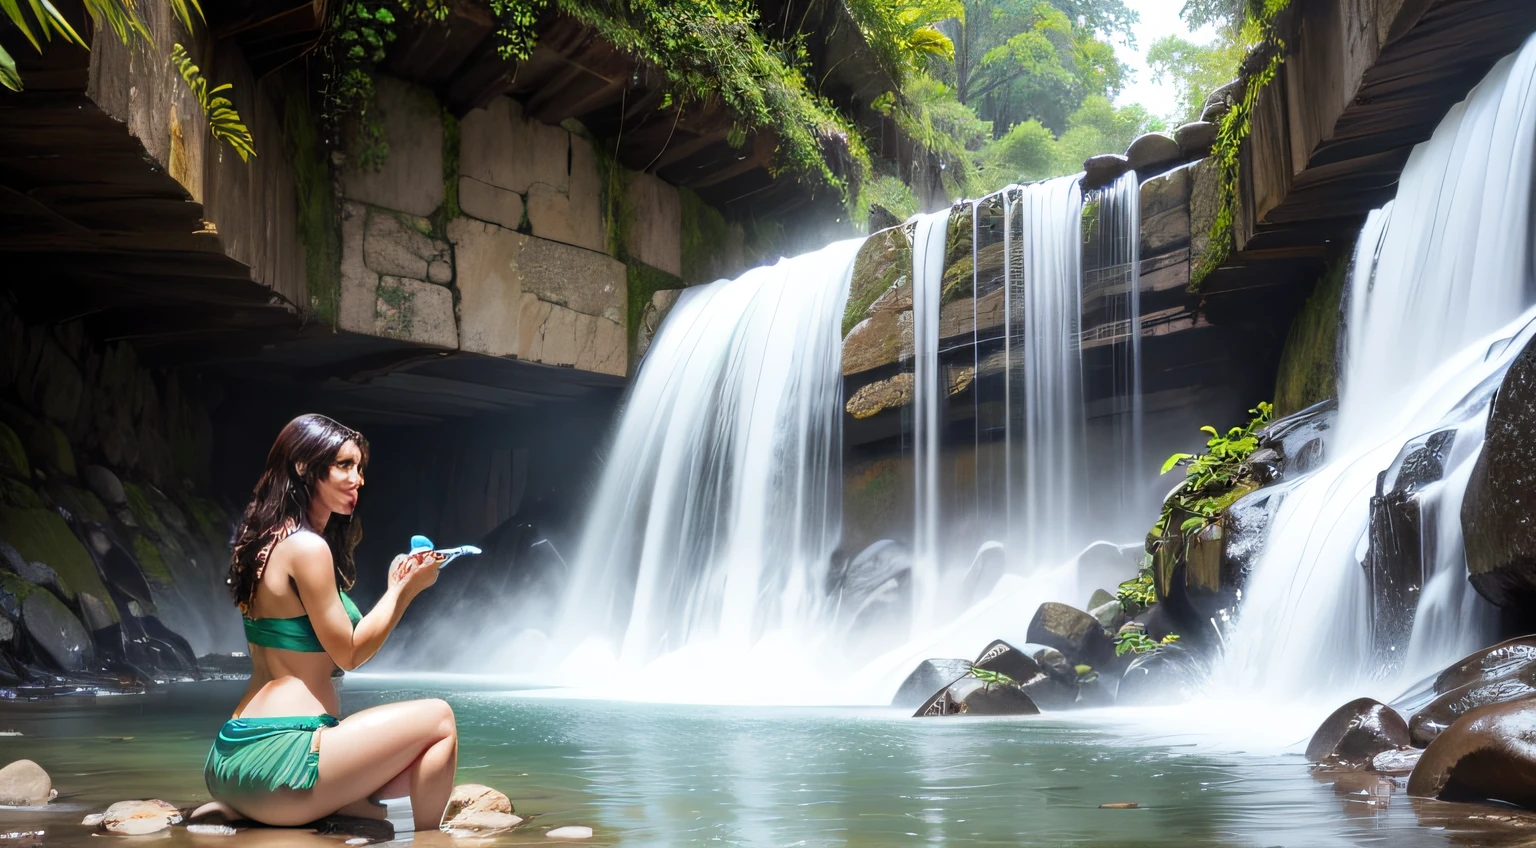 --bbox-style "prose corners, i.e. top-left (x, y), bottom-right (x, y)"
top-left (1218, 34), bottom-right (1536, 699)
top-left (910, 211), bottom-right (949, 630)
top-left (548, 239), bottom-right (863, 686)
